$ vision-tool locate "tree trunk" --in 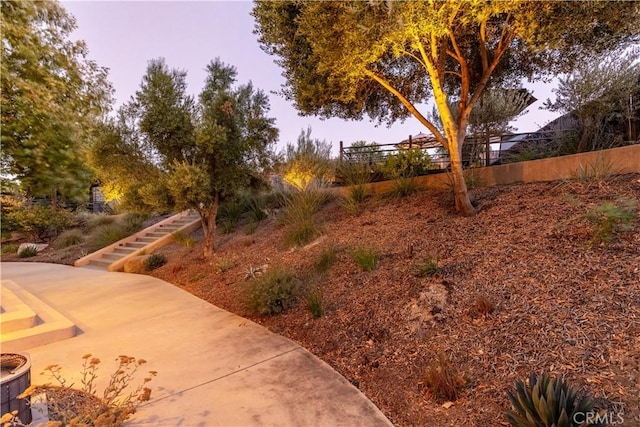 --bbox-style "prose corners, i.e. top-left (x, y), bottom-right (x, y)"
top-left (448, 142), bottom-right (476, 216)
top-left (201, 194), bottom-right (219, 257)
